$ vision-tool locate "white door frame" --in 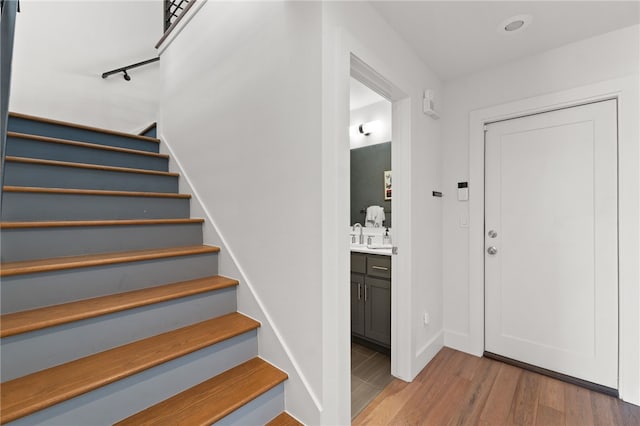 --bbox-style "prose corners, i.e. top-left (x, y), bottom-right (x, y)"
top-left (350, 54), bottom-right (412, 382)
top-left (468, 76), bottom-right (639, 404)
top-left (321, 28), bottom-right (414, 424)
